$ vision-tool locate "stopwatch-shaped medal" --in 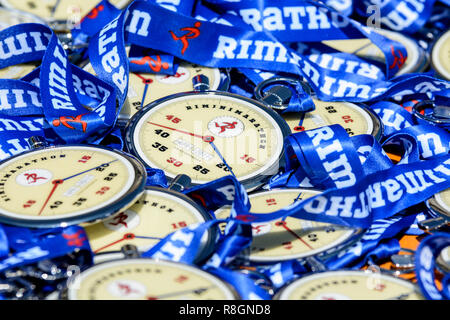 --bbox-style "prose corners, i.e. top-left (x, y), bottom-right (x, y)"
top-left (64, 258), bottom-right (240, 300)
top-left (274, 270), bottom-right (424, 300)
top-left (85, 186), bottom-right (216, 263)
top-left (0, 144), bottom-right (146, 228)
top-left (215, 188), bottom-right (362, 263)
